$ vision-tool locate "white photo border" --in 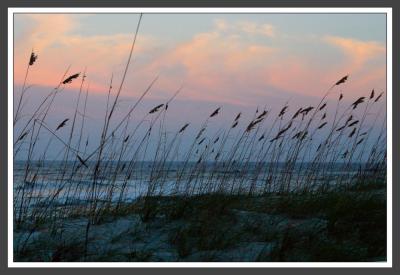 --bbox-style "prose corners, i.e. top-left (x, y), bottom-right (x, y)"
top-left (7, 7), bottom-right (393, 268)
